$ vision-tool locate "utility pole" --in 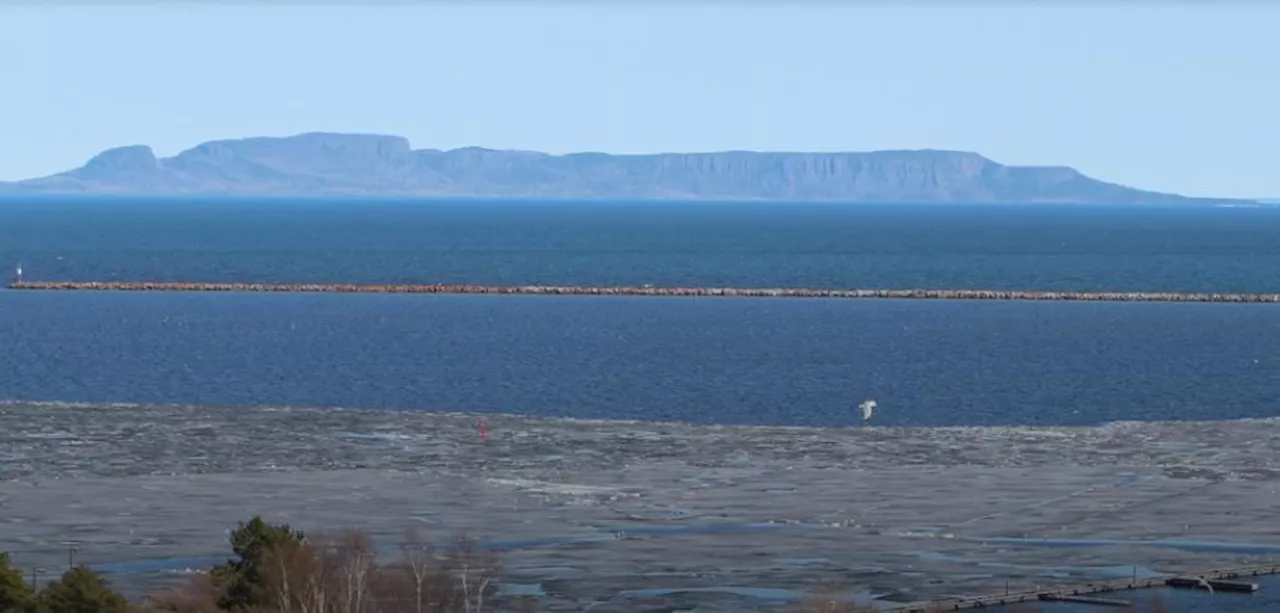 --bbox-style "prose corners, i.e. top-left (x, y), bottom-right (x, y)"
top-left (30, 568), bottom-right (44, 591)
top-left (68, 546), bottom-right (78, 570)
